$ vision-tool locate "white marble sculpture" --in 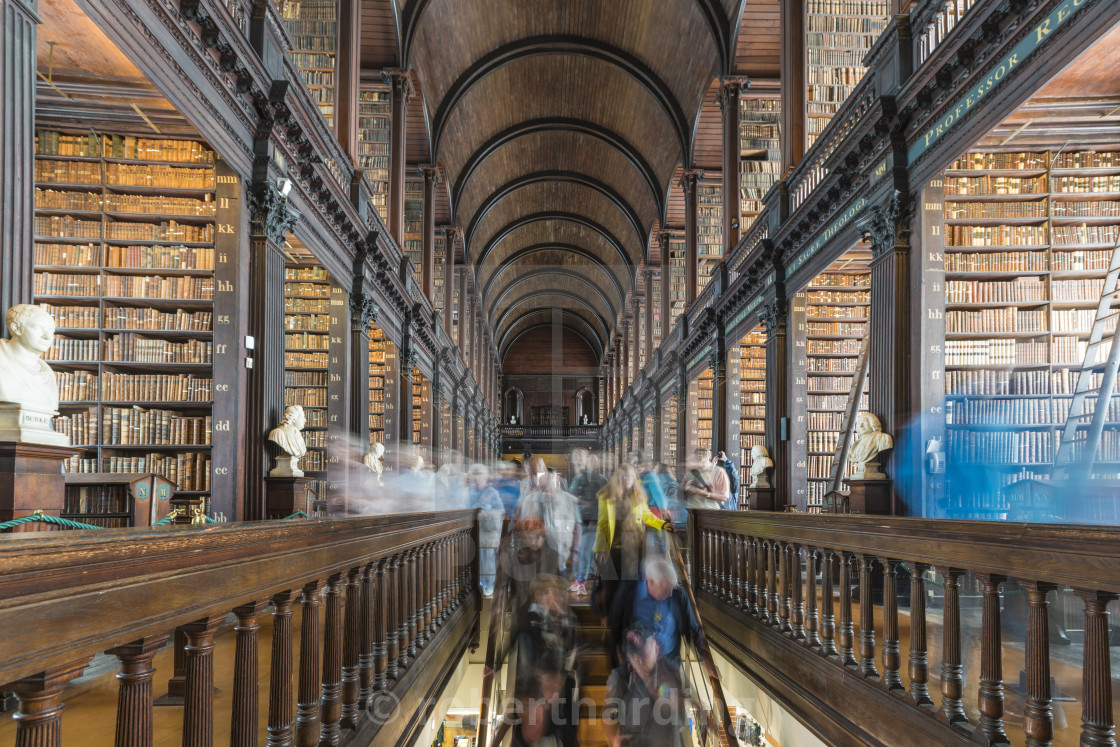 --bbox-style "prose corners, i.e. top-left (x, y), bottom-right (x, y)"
top-left (364, 441), bottom-right (386, 485)
top-left (749, 445), bottom-right (773, 488)
top-left (848, 412), bottom-right (894, 480)
top-left (268, 405), bottom-right (308, 477)
top-left (0, 304), bottom-right (69, 446)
